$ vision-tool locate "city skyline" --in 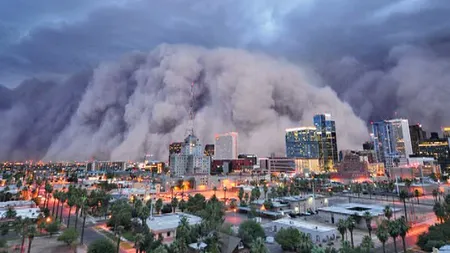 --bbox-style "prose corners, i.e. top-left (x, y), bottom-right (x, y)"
top-left (0, 1), bottom-right (450, 162)
top-left (1, 2), bottom-right (450, 253)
